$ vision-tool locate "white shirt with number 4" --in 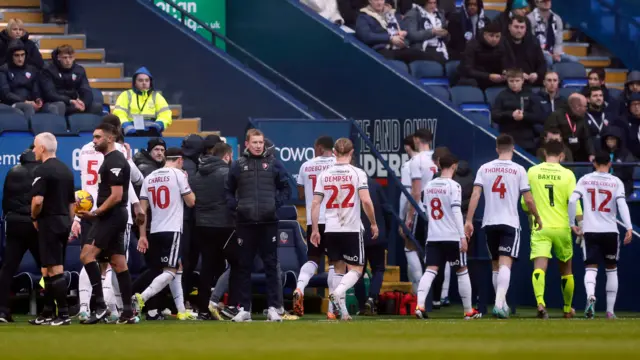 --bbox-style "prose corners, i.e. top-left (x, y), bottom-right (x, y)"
top-left (297, 156), bottom-right (336, 225)
top-left (573, 172), bottom-right (626, 234)
top-left (474, 159), bottom-right (530, 229)
top-left (424, 178), bottom-right (465, 242)
top-left (140, 167), bottom-right (192, 234)
top-left (314, 164), bottom-right (368, 233)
